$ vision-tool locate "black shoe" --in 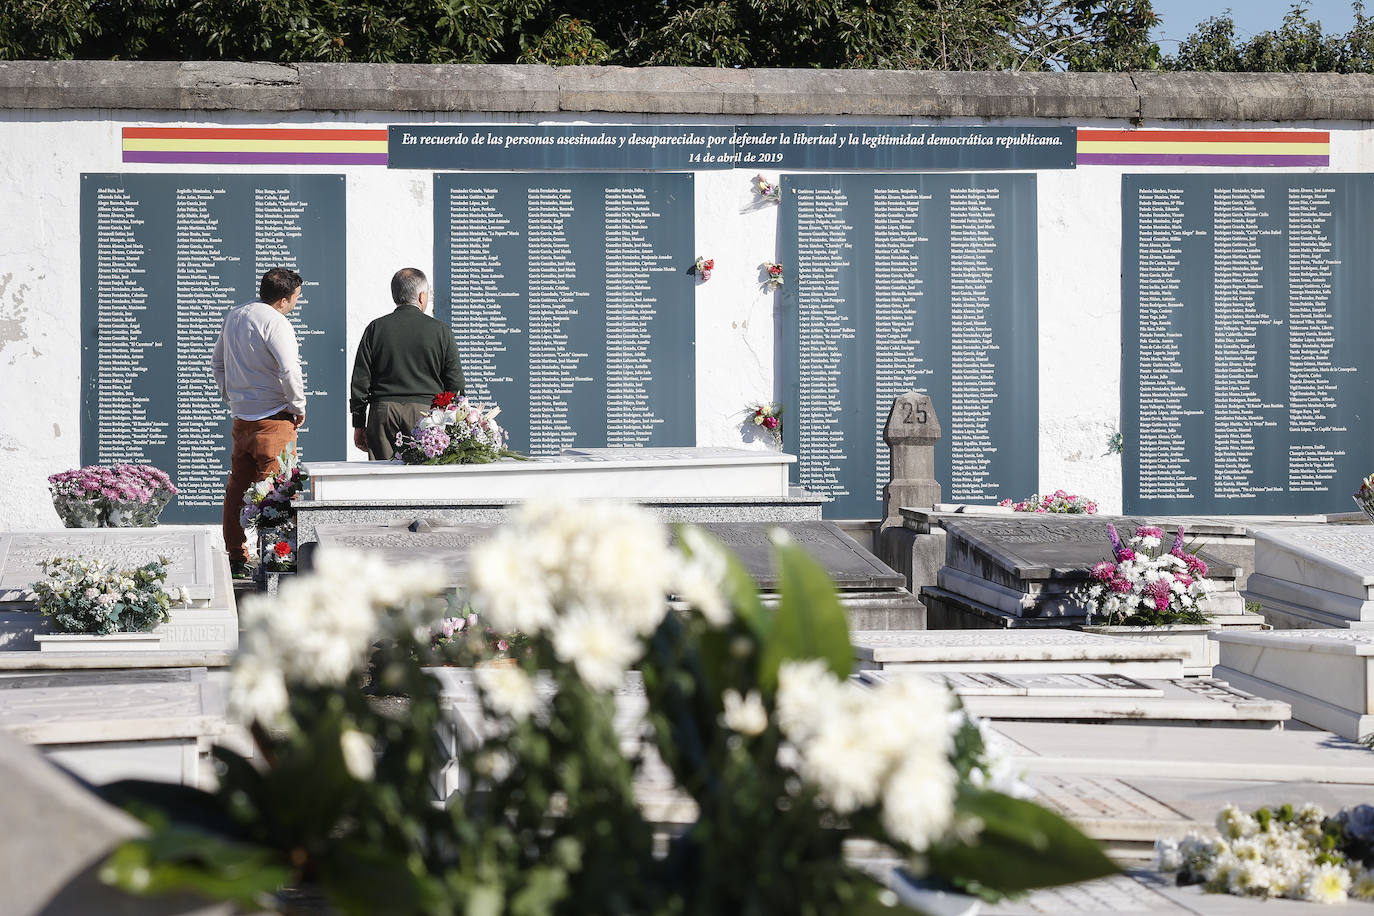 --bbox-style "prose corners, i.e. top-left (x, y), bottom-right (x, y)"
top-left (229, 559), bottom-right (257, 579)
